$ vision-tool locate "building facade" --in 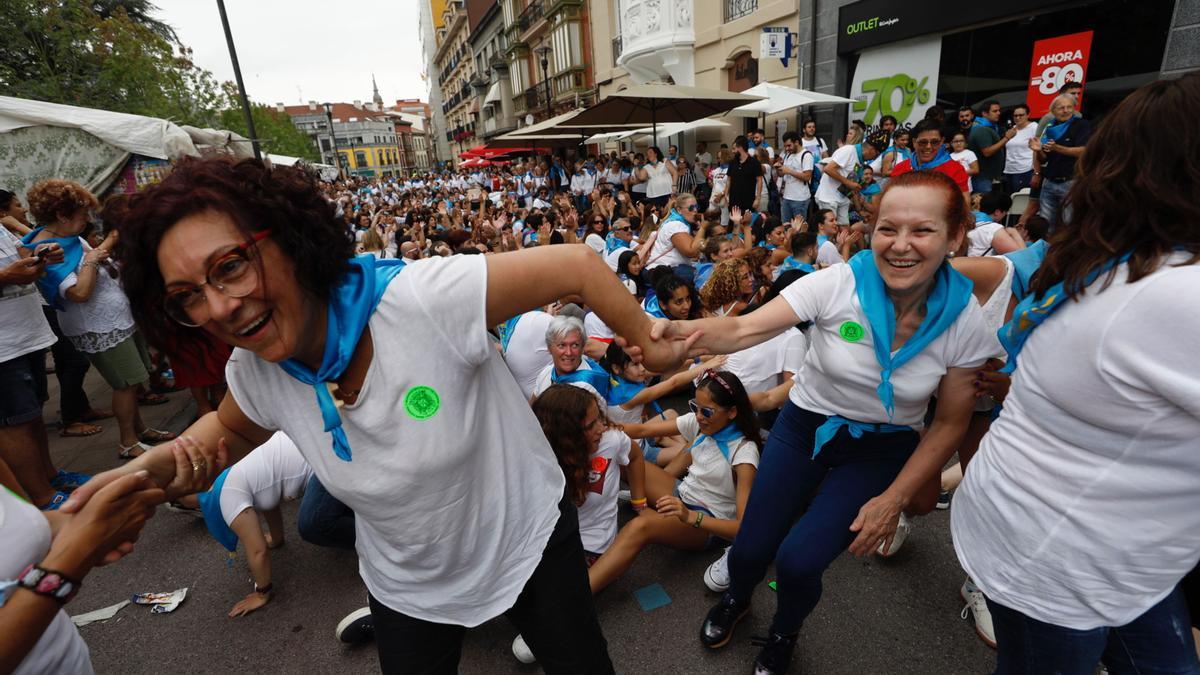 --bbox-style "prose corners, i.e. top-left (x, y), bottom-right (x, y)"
top-left (434, 0), bottom-right (480, 155)
top-left (467, 0), bottom-right (518, 140)
top-left (500, 0), bottom-right (597, 127)
top-left (421, 0), bottom-right (455, 165)
top-left (281, 96), bottom-right (434, 176)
